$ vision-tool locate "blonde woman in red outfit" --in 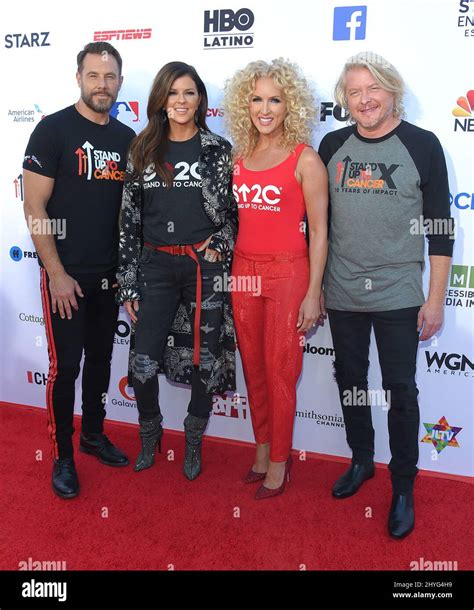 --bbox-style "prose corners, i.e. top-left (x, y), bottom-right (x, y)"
top-left (224, 59), bottom-right (328, 499)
